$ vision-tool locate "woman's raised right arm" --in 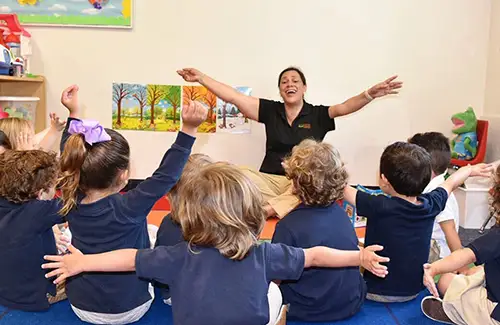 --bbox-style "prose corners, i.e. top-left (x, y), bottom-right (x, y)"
top-left (177, 68), bottom-right (260, 121)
